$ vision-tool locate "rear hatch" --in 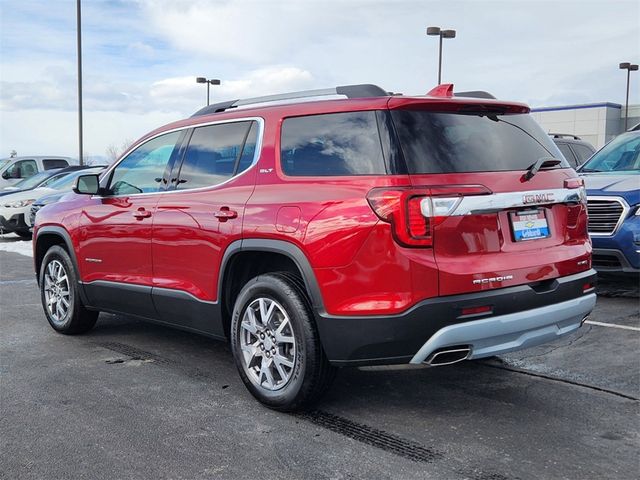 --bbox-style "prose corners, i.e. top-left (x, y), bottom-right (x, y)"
top-left (388, 99), bottom-right (590, 296)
